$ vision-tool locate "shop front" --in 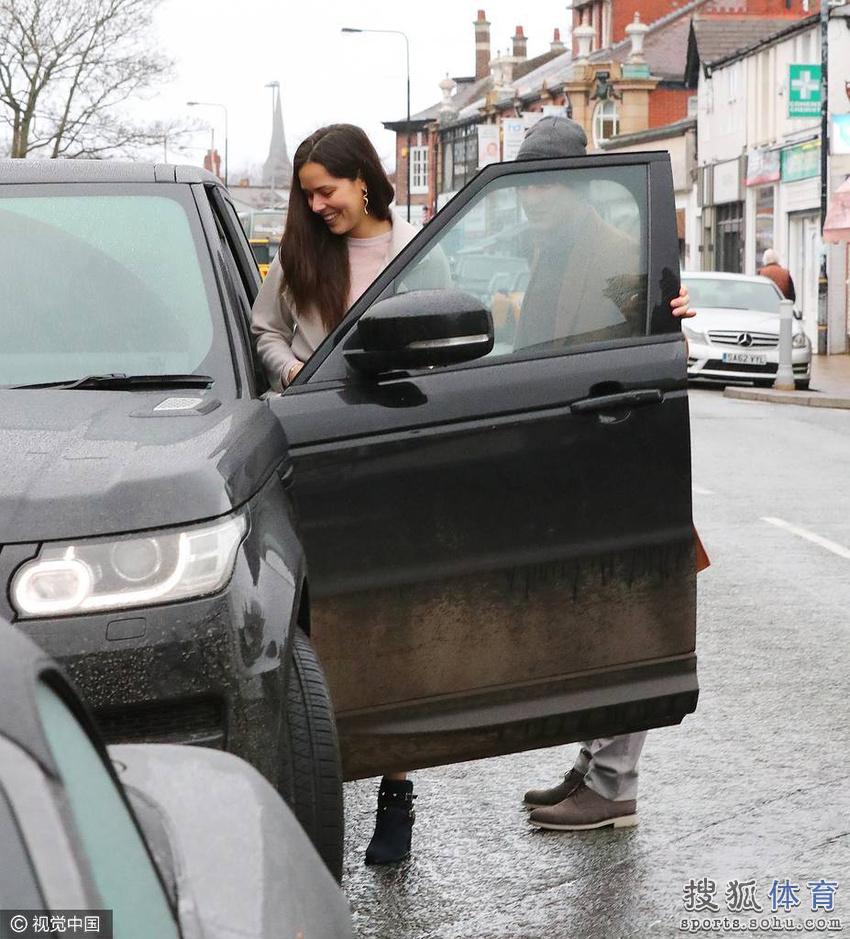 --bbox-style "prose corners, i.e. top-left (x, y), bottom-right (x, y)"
top-left (779, 140), bottom-right (821, 349)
